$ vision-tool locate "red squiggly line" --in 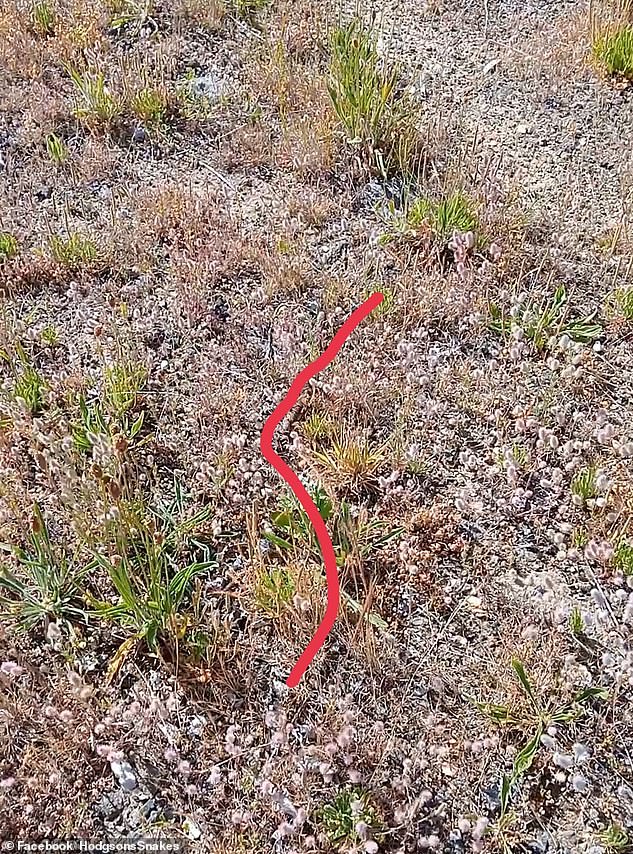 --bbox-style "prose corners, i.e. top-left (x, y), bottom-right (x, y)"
top-left (260, 293), bottom-right (384, 688)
